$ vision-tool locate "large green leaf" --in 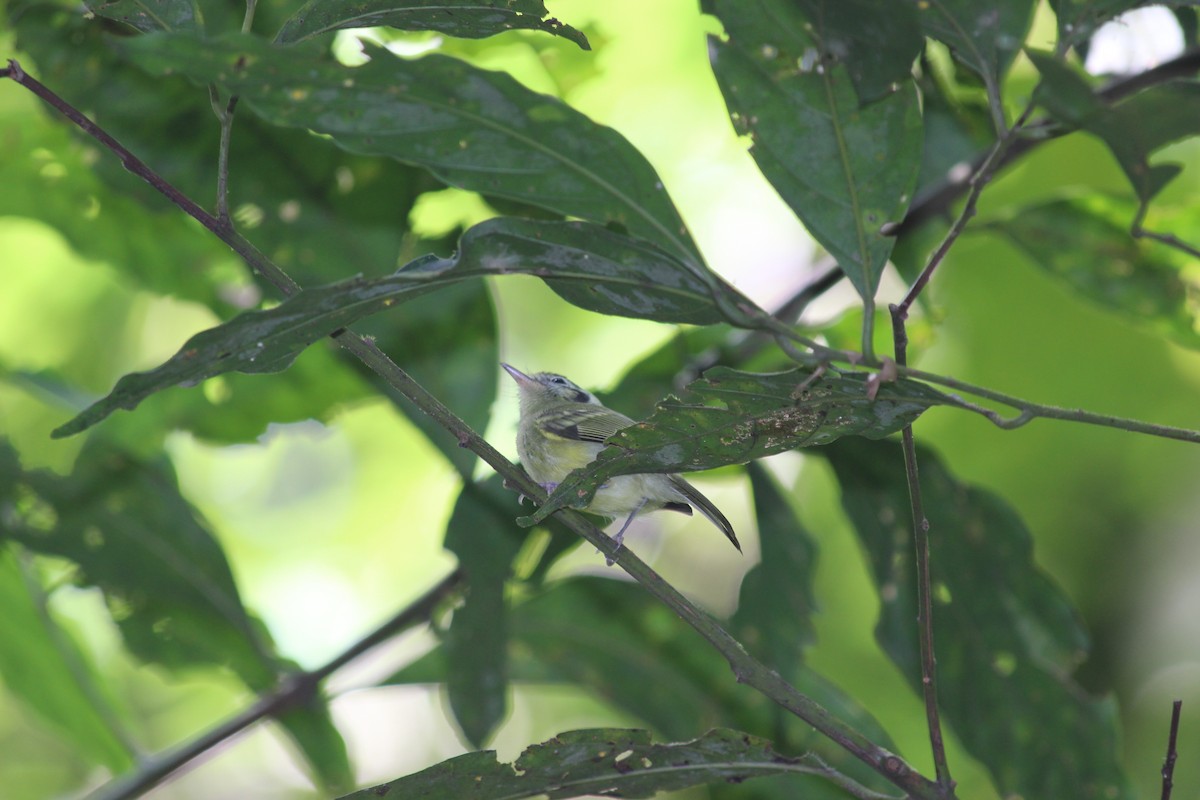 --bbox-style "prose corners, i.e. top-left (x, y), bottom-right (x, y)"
top-left (276, 0), bottom-right (588, 49)
top-left (0, 439), bottom-right (278, 687)
top-left (526, 366), bottom-right (958, 525)
top-left (121, 31), bottom-right (702, 265)
top-left (824, 438), bottom-right (1132, 800)
top-left (704, 0), bottom-right (922, 304)
top-left (85, 0), bottom-right (202, 34)
top-left (986, 198), bottom-right (1200, 349)
top-left (442, 479), bottom-right (526, 747)
top-left (53, 218), bottom-right (764, 439)
top-left (732, 464), bottom-right (818, 671)
top-left (0, 545), bottom-right (134, 772)
top-left (276, 697), bottom-right (355, 794)
top-left (339, 728), bottom-right (836, 800)
top-left (1028, 52), bottom-right (1200, 203)
top-left (793, 0), bottom-right (924, 104)
top-left (915, 0), bottom-right (1036, 94)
